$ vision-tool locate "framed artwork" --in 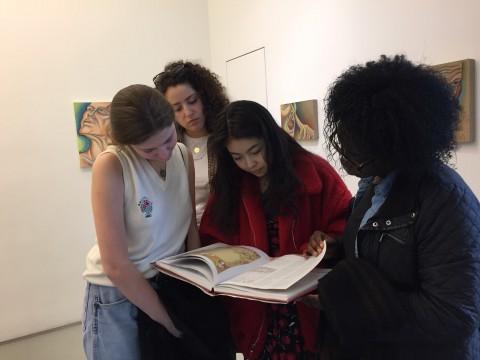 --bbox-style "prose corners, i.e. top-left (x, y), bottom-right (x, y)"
top-left (280, 99), bottom-right (319, 141)
top-left (432, 59), bottom-right (475, 143)
top-left (74, 101), bottom-right (112, 168)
